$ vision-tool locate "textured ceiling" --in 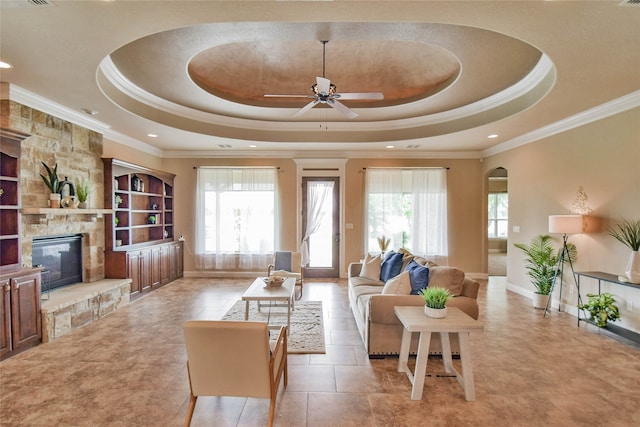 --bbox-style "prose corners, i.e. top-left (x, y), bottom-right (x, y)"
top-left (0, 1), bottom-right (638, 158)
